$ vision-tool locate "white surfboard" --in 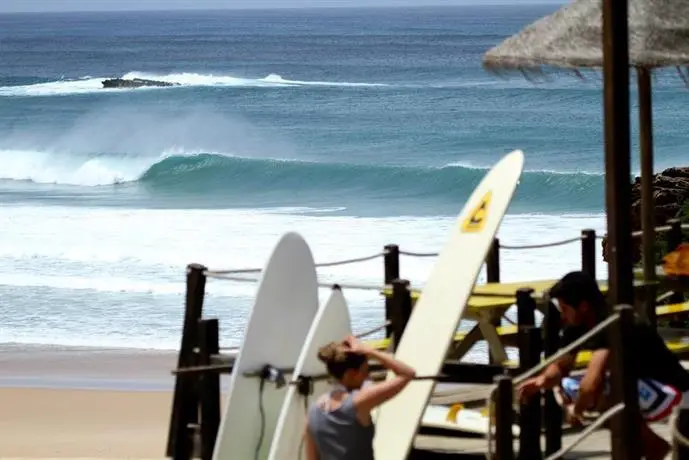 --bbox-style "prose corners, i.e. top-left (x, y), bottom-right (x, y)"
top-left (422, 404), bottom-right (520, 437)
top-left (372, 149), bottom-right (525, 460)
top-left (212, 232), bottom-right (320, 460)
top-left (268, 286), bottom-right (353, 460)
